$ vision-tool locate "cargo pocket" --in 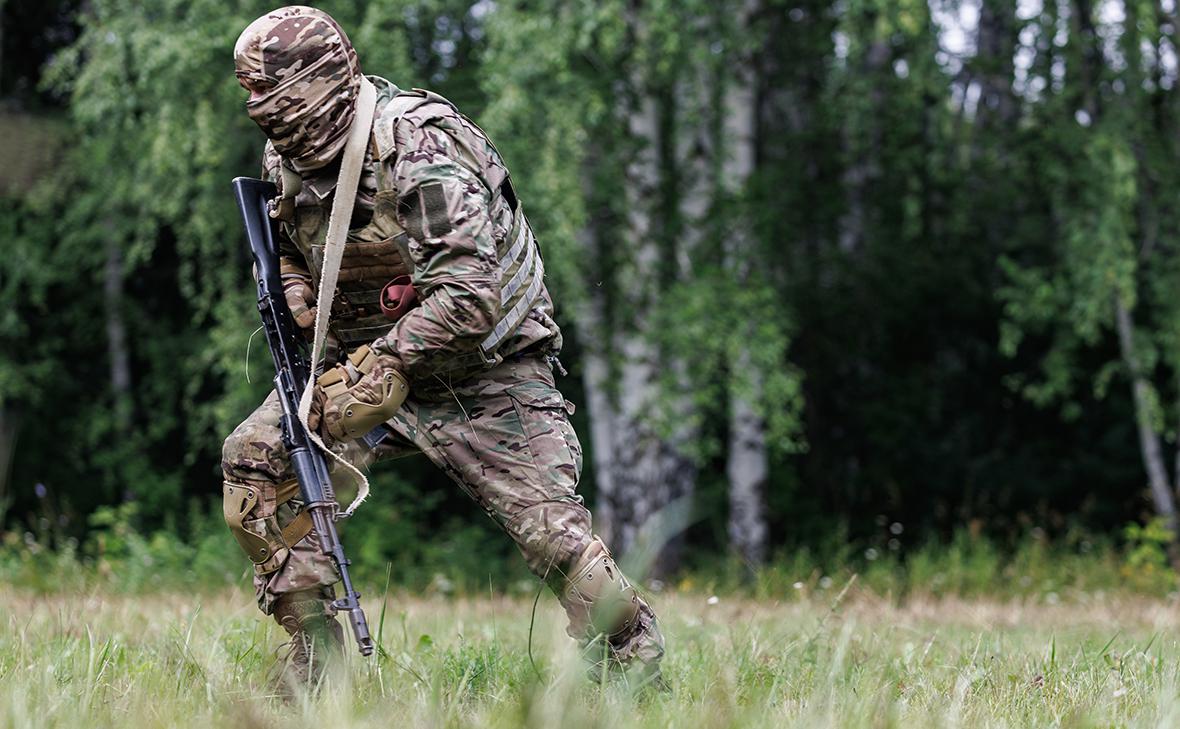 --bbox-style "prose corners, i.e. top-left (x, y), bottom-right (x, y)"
top-left (506, 382), bottom-right (583, 481)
